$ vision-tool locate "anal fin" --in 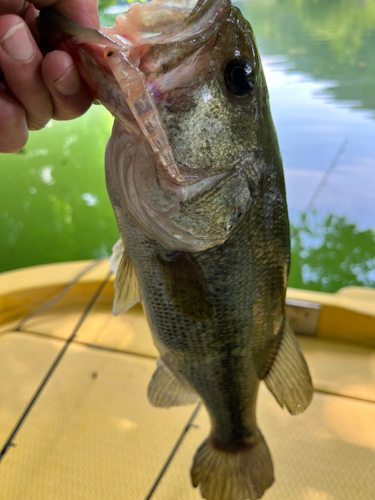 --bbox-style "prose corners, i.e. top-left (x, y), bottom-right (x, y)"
top-left (113, 248), bottom-right (141, 316)
top-left (148, 358), bottom-right (199, 408)
top-left (264, 320), bottom-right (313, 415)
